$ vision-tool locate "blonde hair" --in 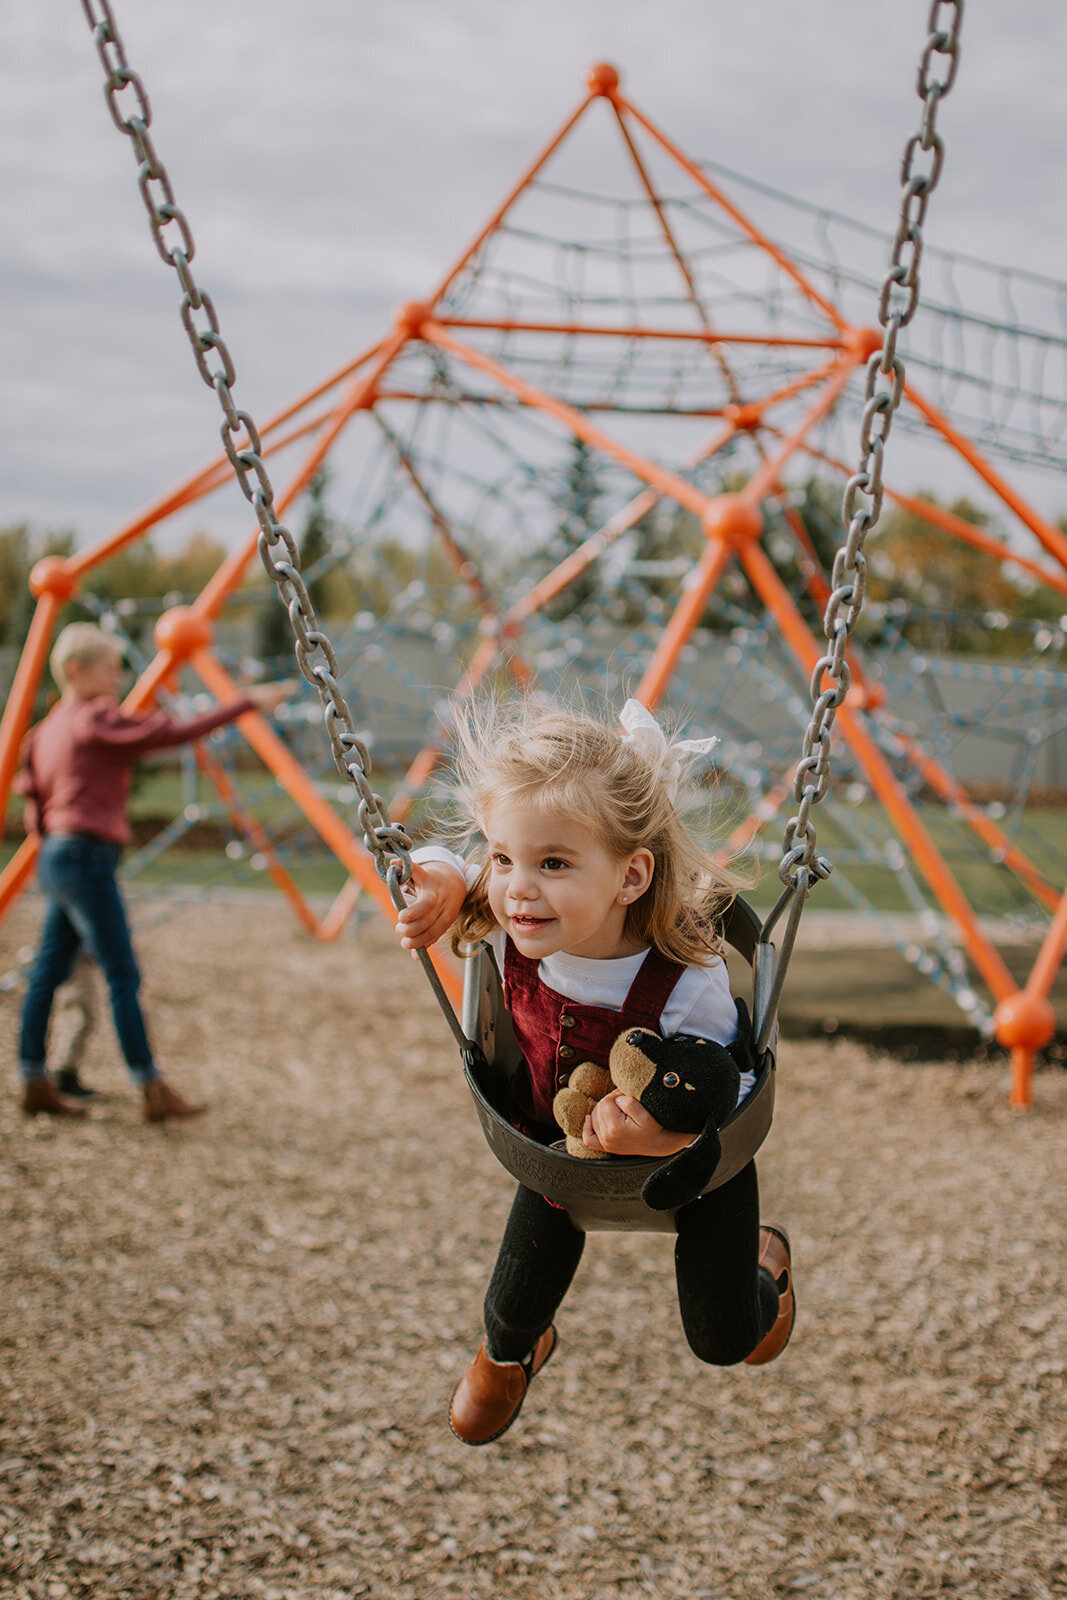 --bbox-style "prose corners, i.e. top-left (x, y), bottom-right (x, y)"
top-left (448, 698), bottom-right (742, 966)
top-left (50, 623), bottom-right (122, 690)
